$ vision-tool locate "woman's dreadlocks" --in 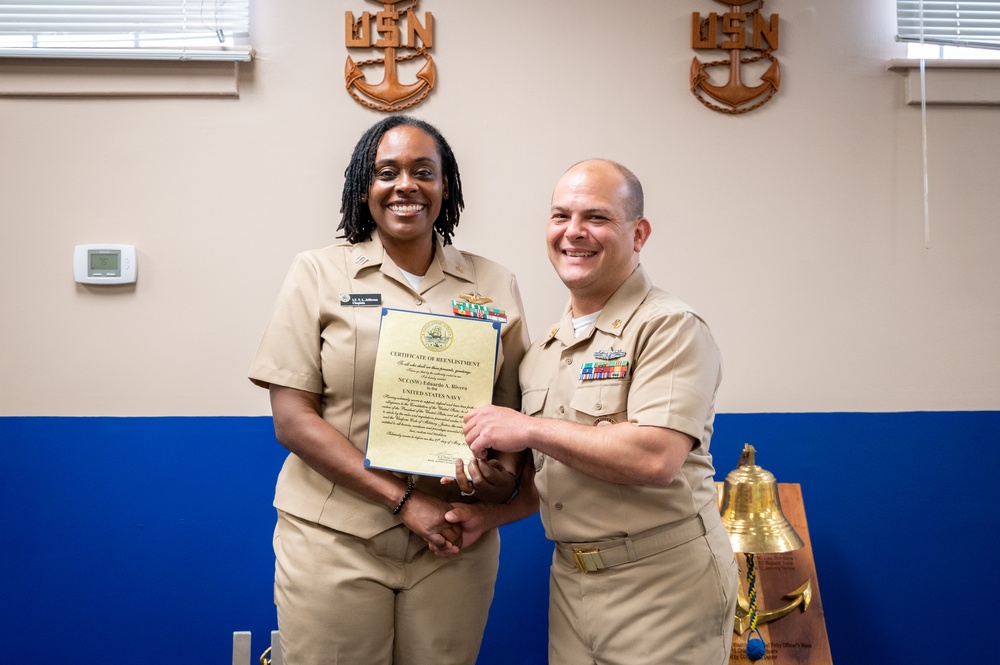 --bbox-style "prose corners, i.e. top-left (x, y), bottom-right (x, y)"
top-left (338, 116), bottom-right (465, 245)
